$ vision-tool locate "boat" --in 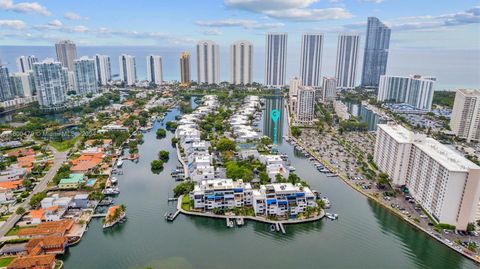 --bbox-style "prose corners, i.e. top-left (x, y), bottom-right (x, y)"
top-left (325, 213), bottom-right (339, 220)
top-left (236, 218), bottom-right (244, 226)
top-left (165, 212), bottom-right (175, 221)
top-left (280, 153), bottom-right (289, 161)
top-left (98, 197), bottom-right (114, 206)
top-left (110, 177), bottom-right (118, 184)
top-left (103, 187), bottom-right (120, 195)
top-left (321, 197), bottom-right (331, 209)
top-left (319, 168), bottom-right (330, 173)
top-left (327, 174), bottom-right (338, 178)
top-left (287, 166), bottom-right (296, 172)
top-left (116, 160), bottom-right (124, 168)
